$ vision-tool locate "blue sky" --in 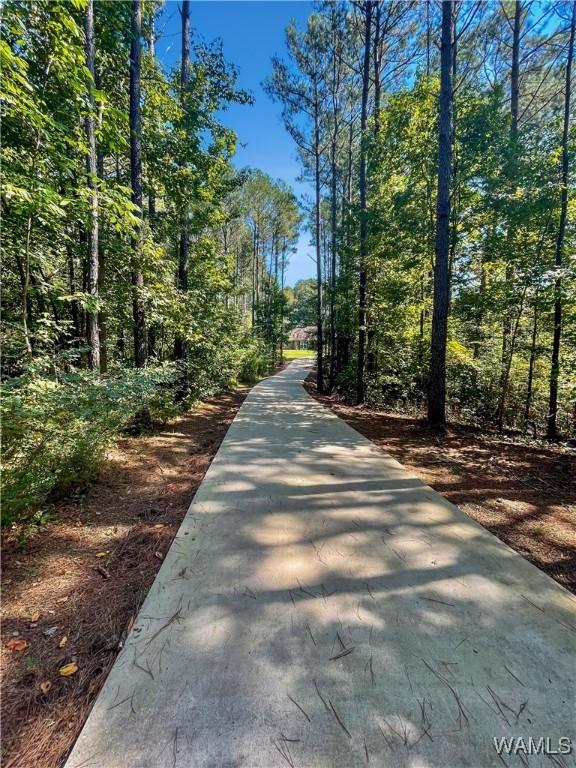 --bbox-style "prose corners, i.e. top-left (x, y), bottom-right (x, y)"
top-left (156, 1), bottom-right (315, 286)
